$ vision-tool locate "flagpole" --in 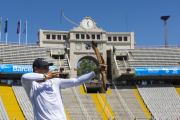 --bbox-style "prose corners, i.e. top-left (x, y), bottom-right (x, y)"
top-left (19, 19), bottom-right (21, 45)
top-left (0, 17), bottom-right (2, 42)
top-left (26, 20), bottom-right (27, 45)
top-left (6, 33), bottom-right (7, 45)
top-left (6, 18), bottom-right (8, 45)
